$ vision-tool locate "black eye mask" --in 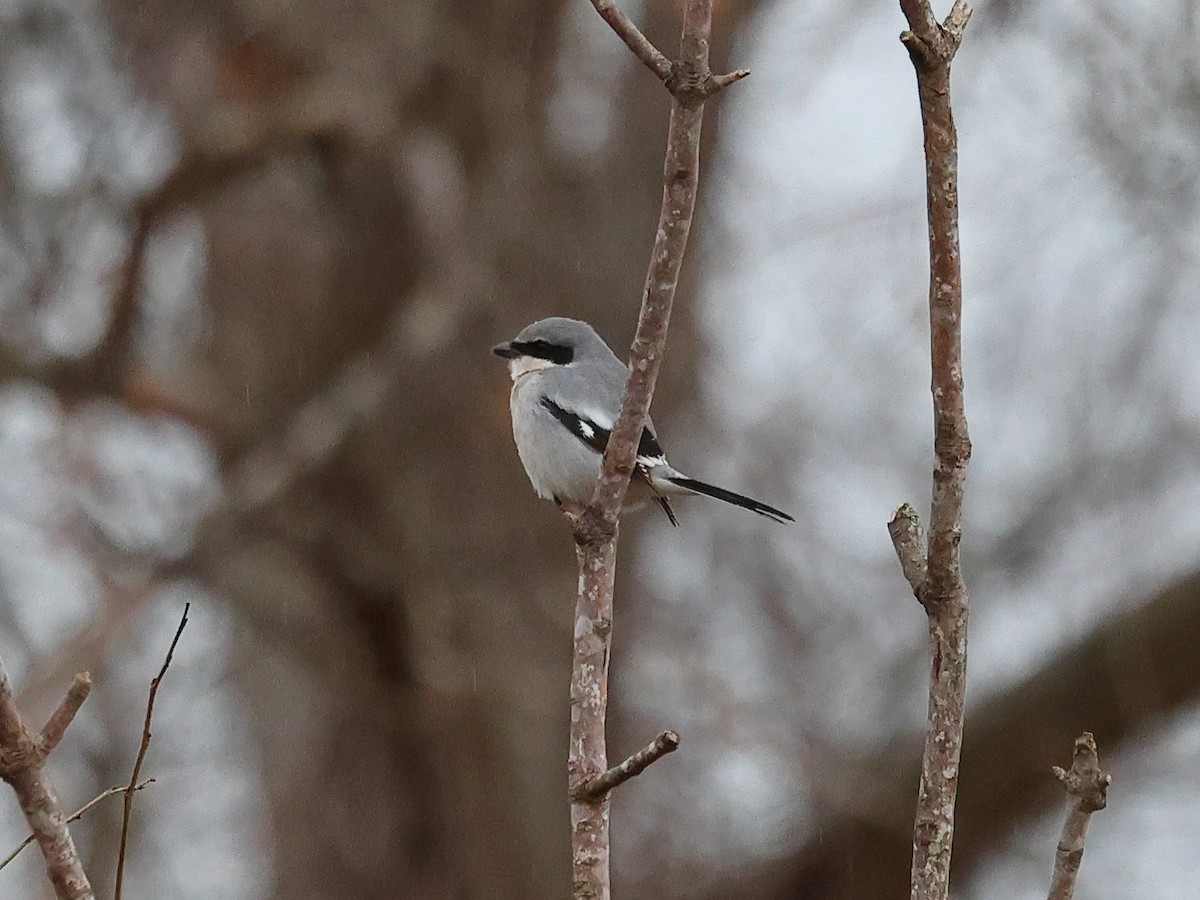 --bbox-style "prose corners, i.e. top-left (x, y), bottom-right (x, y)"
top-left (508, 339), bottom-right (574, 365)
